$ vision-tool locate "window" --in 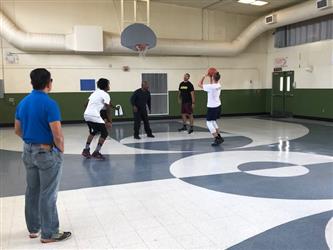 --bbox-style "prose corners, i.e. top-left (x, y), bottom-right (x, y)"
top-left (286, 76), bottom-right (291, 92)
top-left (275, 14), bottom-right (333, 48)
top-left (280, 77), bottom-right (284, 92)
